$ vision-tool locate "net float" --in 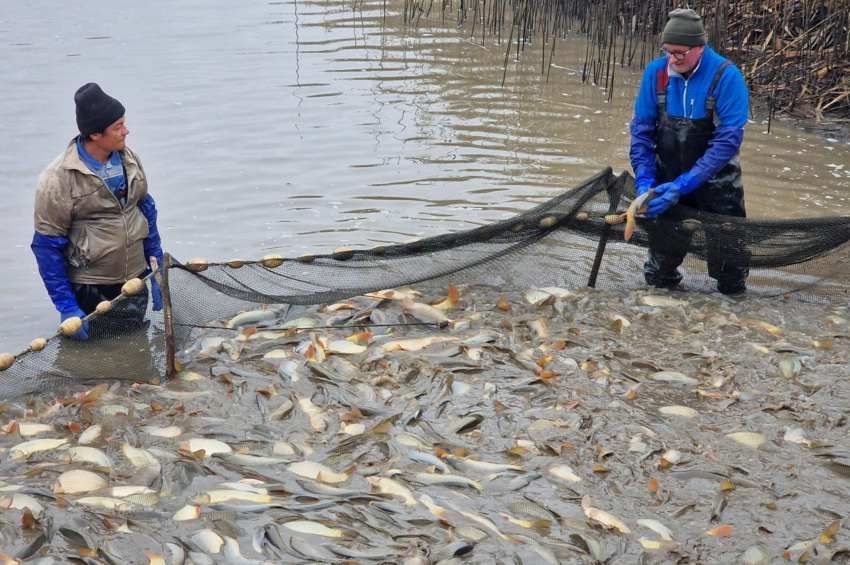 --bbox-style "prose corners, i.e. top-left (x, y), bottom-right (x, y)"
top-left (95, 301), bottom-right (112, 315)
top-left (0, 353), bottom-right (15, 371)
top-left (261, 254), bottom-right (284, 268)
top-left (121, 278), bottom-right (144, 296)
top-left (59, 317), bottom-right (83, 337)
top-left (332, 247), bottom-right (354, 261)
top-left (29, 338), bottom-right (47, 352)
top-left (539, 216), bottom-right (557, 228)
top-left (185, 258), bottom-right (208, 272)
top-left (226, 259), bottom-right (245, 269)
